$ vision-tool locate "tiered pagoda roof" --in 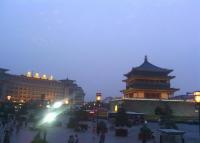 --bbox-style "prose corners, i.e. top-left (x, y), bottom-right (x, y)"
top-left (123, 56), bottom-right (179, 94)
top-left (0, 68), bottom-right (9, 73)
top-left (125, 56), bottom-right (173, 77)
